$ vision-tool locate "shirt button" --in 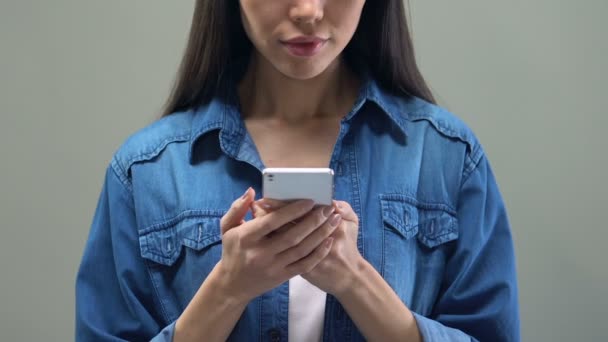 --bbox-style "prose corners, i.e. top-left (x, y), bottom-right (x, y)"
top-left (268, 329), bottom-right (281, 342)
